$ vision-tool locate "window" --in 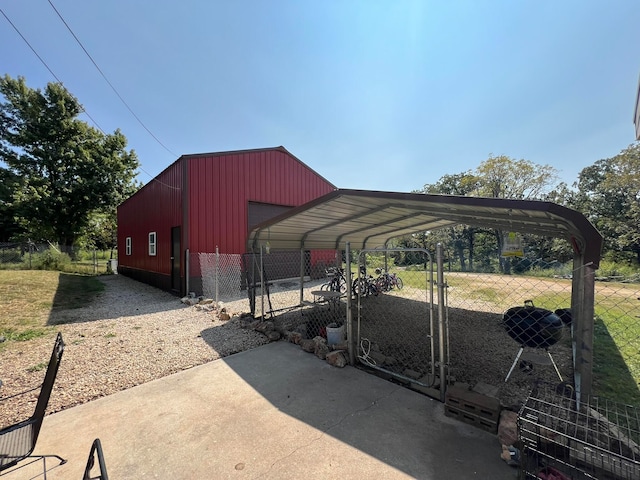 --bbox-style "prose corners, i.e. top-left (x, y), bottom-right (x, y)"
top-left (125, 237), bottom-right (132, 256)
top-left (148, 232), bottom-right (156, 256)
